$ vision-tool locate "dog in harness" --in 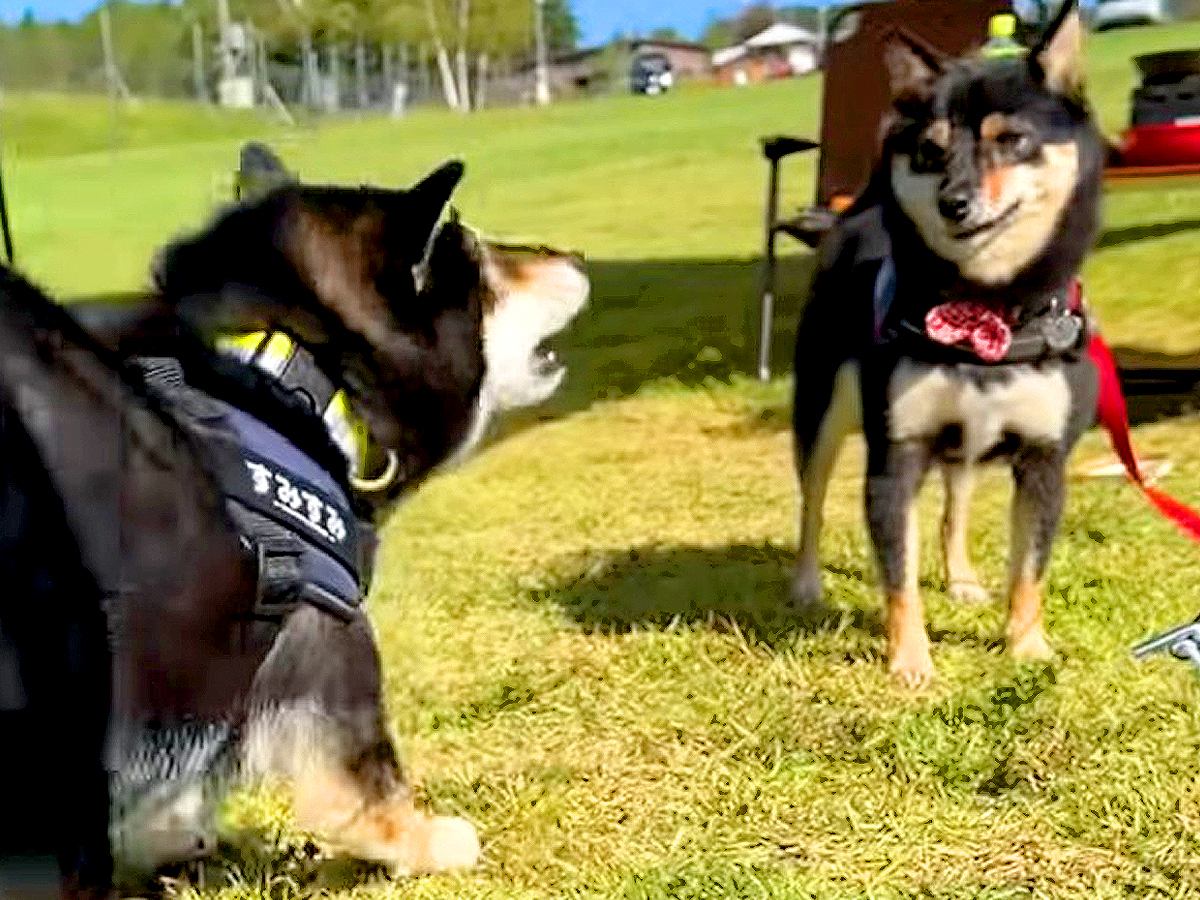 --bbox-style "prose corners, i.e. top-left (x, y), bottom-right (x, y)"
top-left (133, 342), bottom-right (370, 626)
top-left (67, 145), bottom-right (588, 883)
